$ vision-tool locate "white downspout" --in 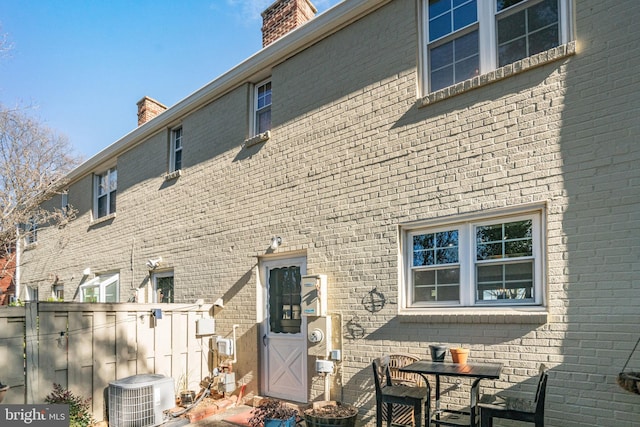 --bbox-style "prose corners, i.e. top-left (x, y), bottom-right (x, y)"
top-left (232, 324), bottom-right (239, 364)
top-left (14, 225), bottom-right (22, 301)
